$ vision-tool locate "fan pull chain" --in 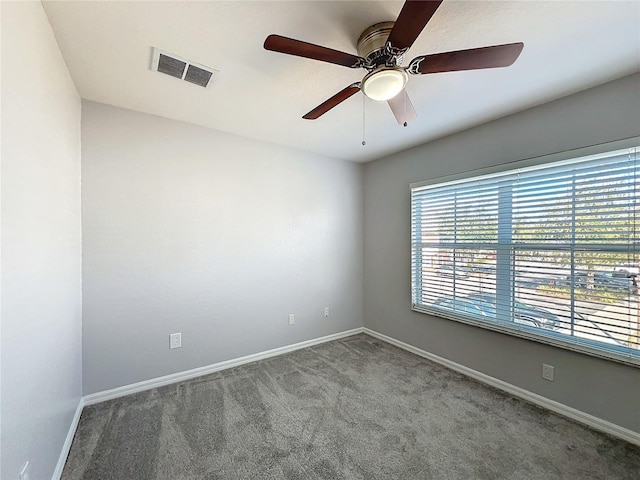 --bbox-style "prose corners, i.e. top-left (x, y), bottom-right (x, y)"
top-left (361, 93), bottom-right (366, 146)
top-left (403, 91), bottom-right (408, 127)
